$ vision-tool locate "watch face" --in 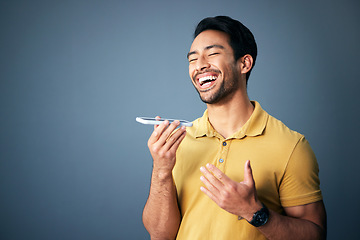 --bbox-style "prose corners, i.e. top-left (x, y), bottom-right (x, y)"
top-left (250, 204), bottom-right (269, 227)
top-left (255, 212), bottom-right (267, 225)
